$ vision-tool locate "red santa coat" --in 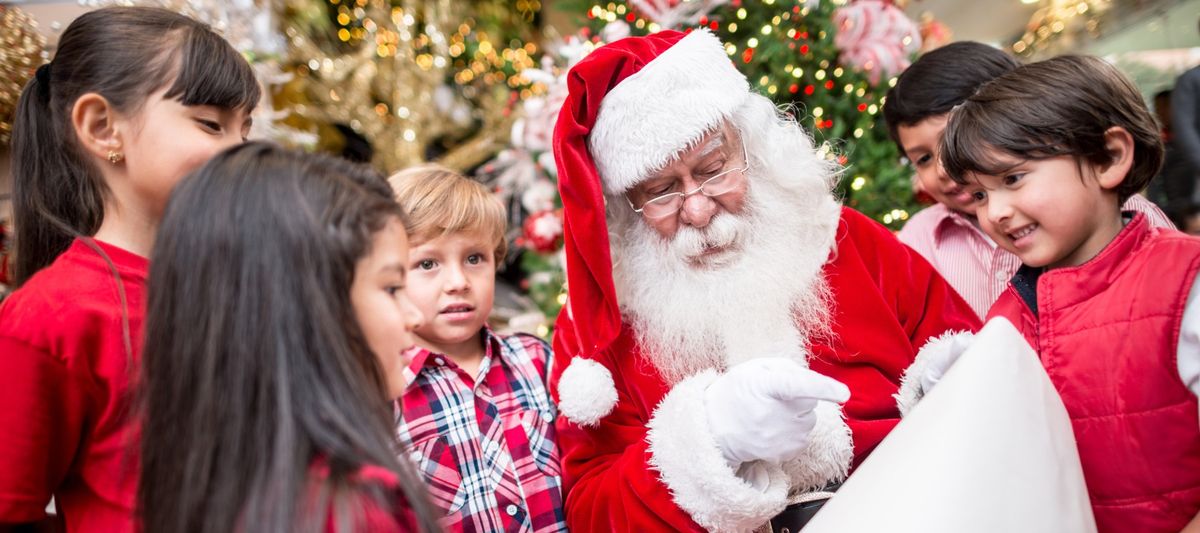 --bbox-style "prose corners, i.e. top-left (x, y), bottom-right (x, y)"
top-left (550, 207), bottom-right (980, 531)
